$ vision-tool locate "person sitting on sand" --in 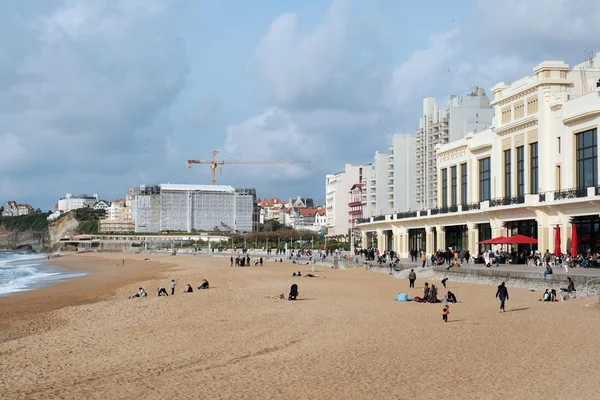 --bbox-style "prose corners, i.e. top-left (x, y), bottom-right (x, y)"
top-left (297, 271), bottom-right (302, 277)
top-left (288, 284), bottom-right (299, 300)
top-left (429, 284), bottom-right (439, 303)
top-left (158, 286), bottom-right (169, 296)
top-left (443, 291), bottom-right (457, 303)
top-left (198, 279), bottom-right (209, 290)
top-left (305, 273), bottom-right (318, 278)
top-left (550, 289), bottom-right (557, 302)
top-left (185, 284), bottom-right (193, 293)
top-left (543, 289), bottom-right (550, 301)
top-left (292, 272), bottom-right (297, 277)
top-left (129, 287), bottom-right (147, 299)
top-left (423, 282), bottom-right (430, 302)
